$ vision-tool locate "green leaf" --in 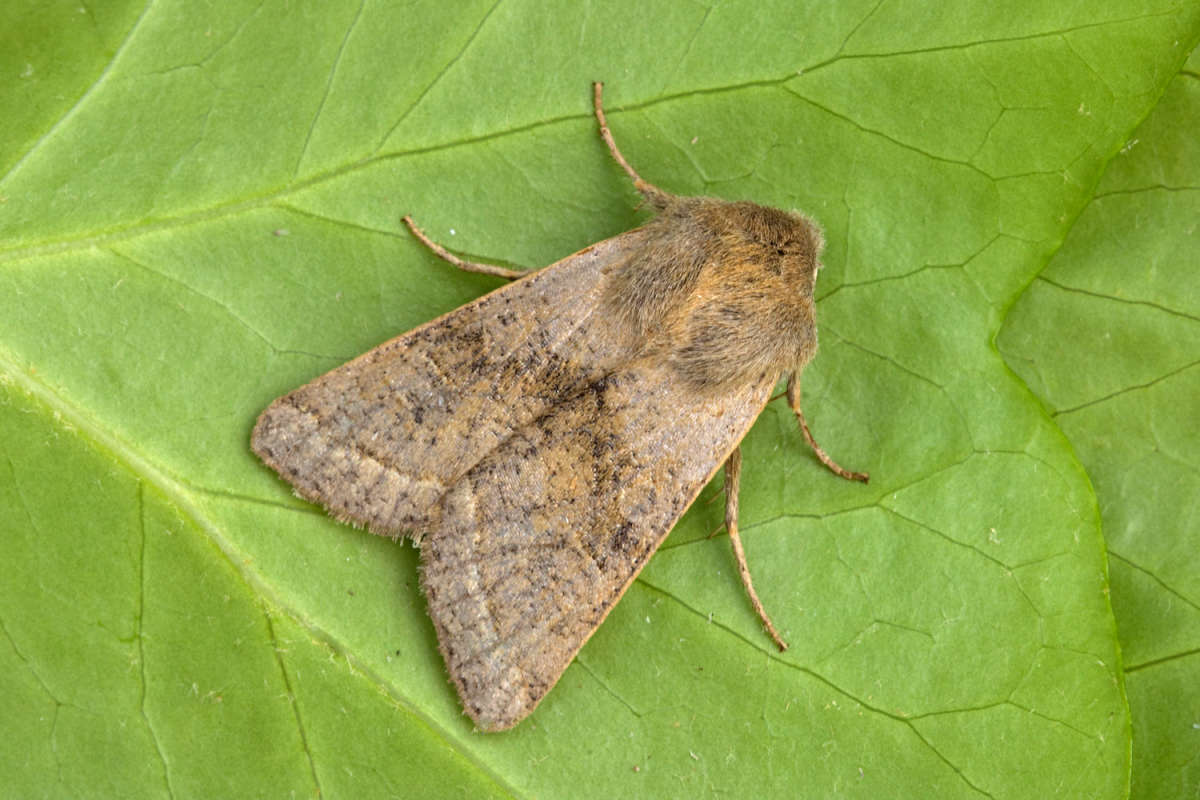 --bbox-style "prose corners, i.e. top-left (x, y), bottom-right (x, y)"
top-left (999, 44), bottom-right (1200, 800)
top-left (3, 2), bottom-right (1197, 797)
